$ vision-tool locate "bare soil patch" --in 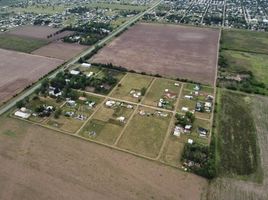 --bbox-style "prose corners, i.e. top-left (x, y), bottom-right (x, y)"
top-left (91, 23), bottom-right (220, 85)
top-left (0, 116), bottom-right (208, 200)
top-left (32, 41), bottom-right (88, 61)
top-left (0, 49), bottom-right (63, 105)
top-left (7, 25), bottom-right (74, 41)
